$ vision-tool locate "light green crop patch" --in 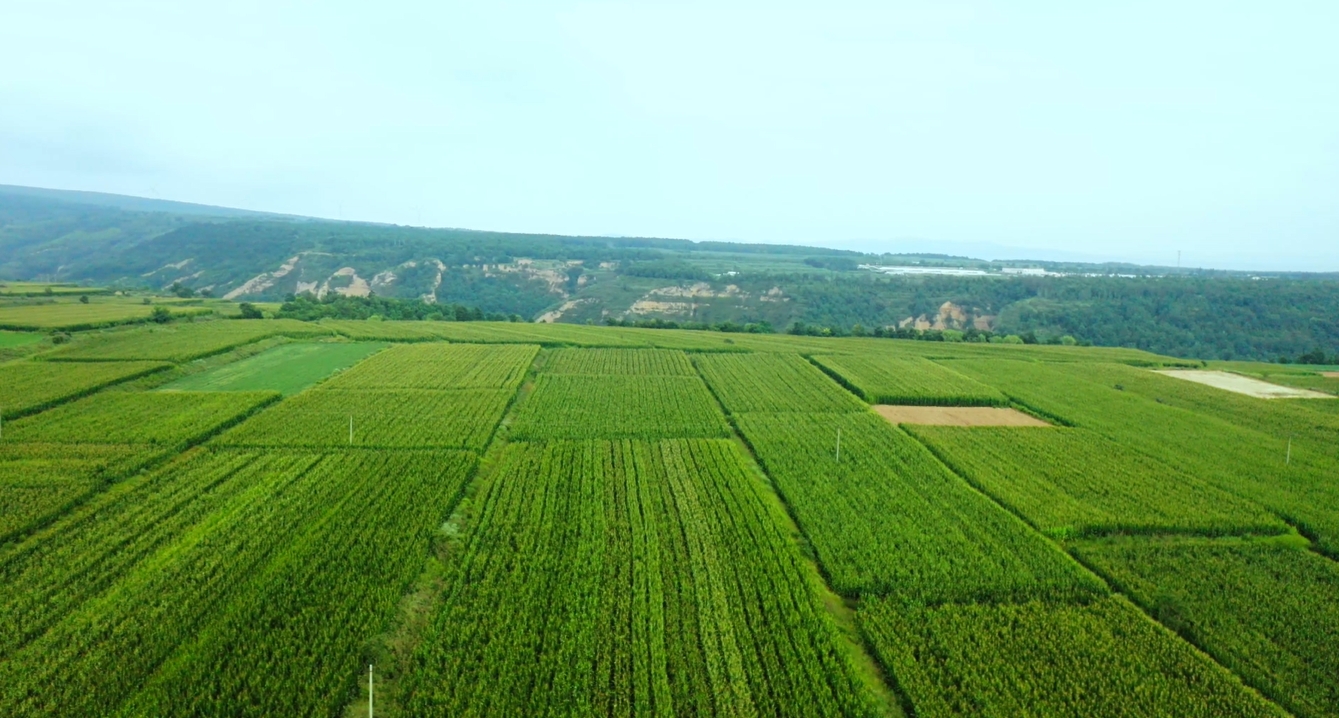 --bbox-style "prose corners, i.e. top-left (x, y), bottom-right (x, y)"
top-left (159, 342), bottom-right (386, 395)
